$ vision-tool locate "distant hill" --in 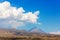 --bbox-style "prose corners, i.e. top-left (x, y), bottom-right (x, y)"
top-left (0, 27), bottom-right (46, 37)
top-left (29, 27), bottom-right (46, 34)
top-left (0, 28), bottom-right (59, 37)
